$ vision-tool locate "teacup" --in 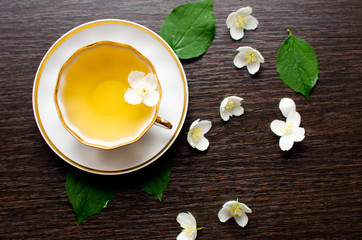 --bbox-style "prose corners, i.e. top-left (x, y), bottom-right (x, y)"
top-left (54, 41), bottom-right (172, 149)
